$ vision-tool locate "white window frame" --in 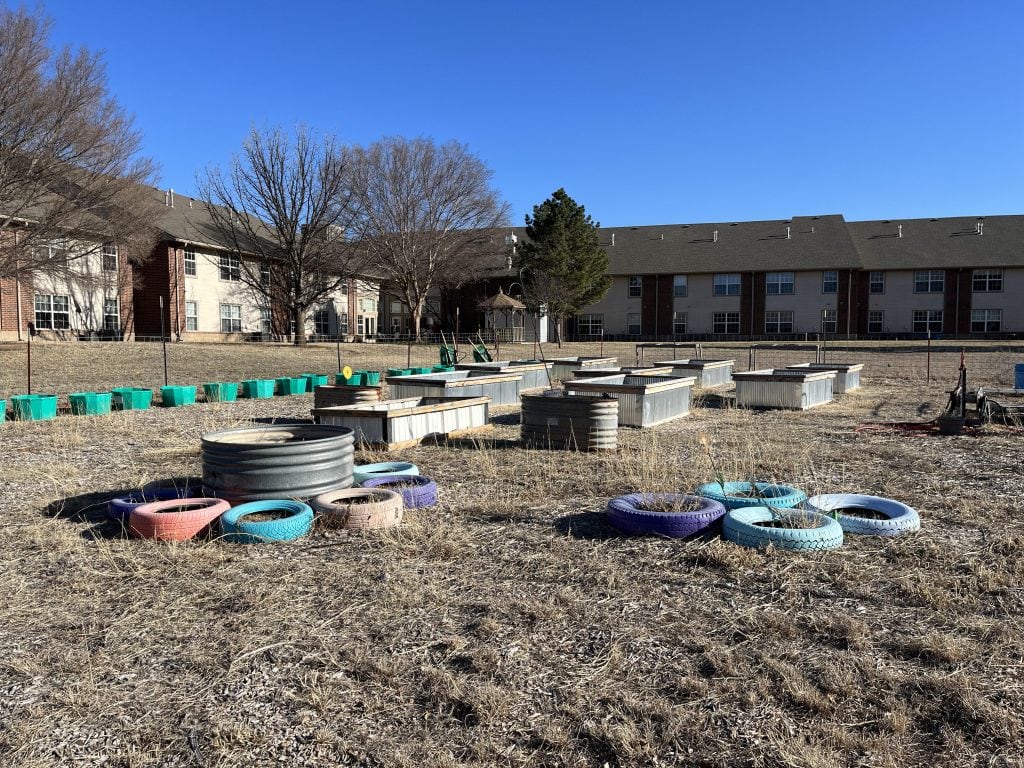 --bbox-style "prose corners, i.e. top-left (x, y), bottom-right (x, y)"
top-left (626, 312), bottom-right (641, 335)
top-left (712, 311), bottom-right (740, 334)
top-left (821, 309), bottom-right (837, 334)
top-left (103, 297), bottom-right (119, 331)
top-left (764, 310), bottom-right (794, 334)
top-left (713, 273), bottom-right (741, 297)
top-left (33, 294), bottom-right (70, 330)
top-left (219, 254), bottom-right (241, 282)
top-left (972, 269), bottom-right (1002, 293)
top-left (913, 270), bottom-right (944, 294)
top-left (766, 272), bottom-right (795, 295)
top-left (102, 244), bottom-right (118, 272)
top-left (672, 311), bottom-right (686, 335)
top-left (869, 271), bottom-right (885, 294)
top-left (313, 307), bottom-right (331, 336)
top-left (220, 303), bottom-right (242, 333)
top-left (673, 275), bottom-right (687, 298)
top-left (628, 275), bottom-right (642, 298)
top-left (185, 301), bottom-right (198, 332)
top-left (822, 270), bottom-right (838, 294)
top-left (184, 246), bottom-right (197, 277)
top-left (867, 310), bottom-right (884, 334)
top-left (576, 313), bottom-right (603, 336)
top-left (970, 308), bottom-right (1001, 332)
top-left (259, 307), bottom-right (272, 335)
top-left (339, 312), bottom-right (349, 335)
top-left (912, 309), bottom-right (943, 333)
